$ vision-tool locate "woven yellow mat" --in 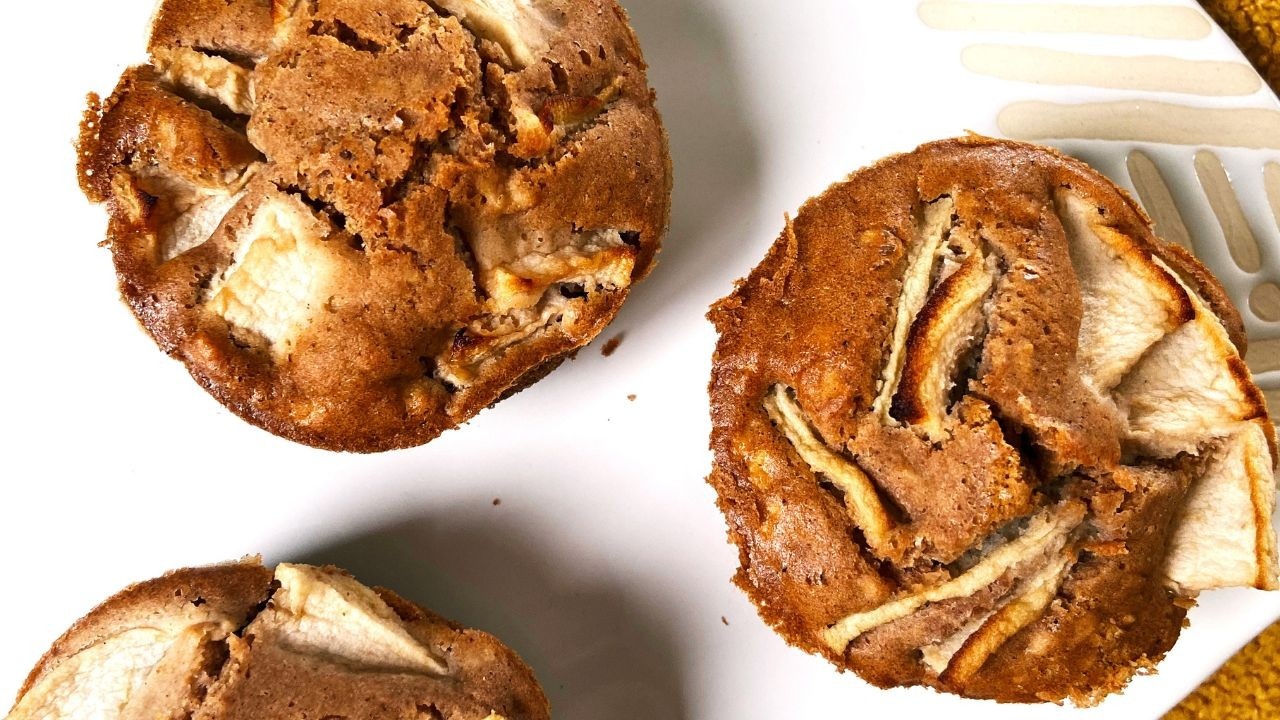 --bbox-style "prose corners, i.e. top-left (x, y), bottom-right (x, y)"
top-left (1164, 4), bottom-right (1280, 717)
top-left (1164, 620), bottom-right (1280, 718)
top-left (1201, 0), bottom-right (1280, 92)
